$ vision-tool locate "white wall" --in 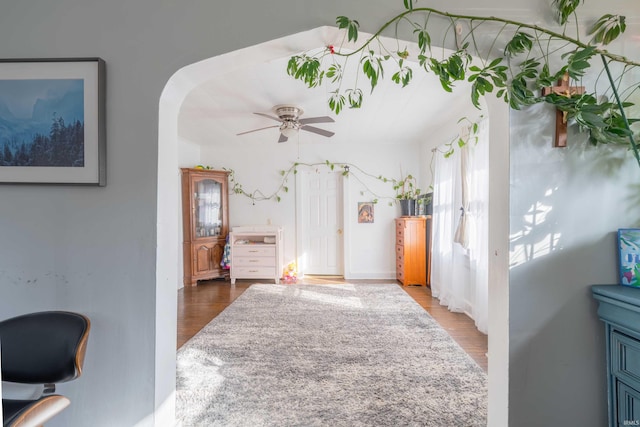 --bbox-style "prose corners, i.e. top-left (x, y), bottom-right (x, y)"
top-left (196, 139), bottom-right (421, 280)
top-left (178, 138), bottom-right (201, 167)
